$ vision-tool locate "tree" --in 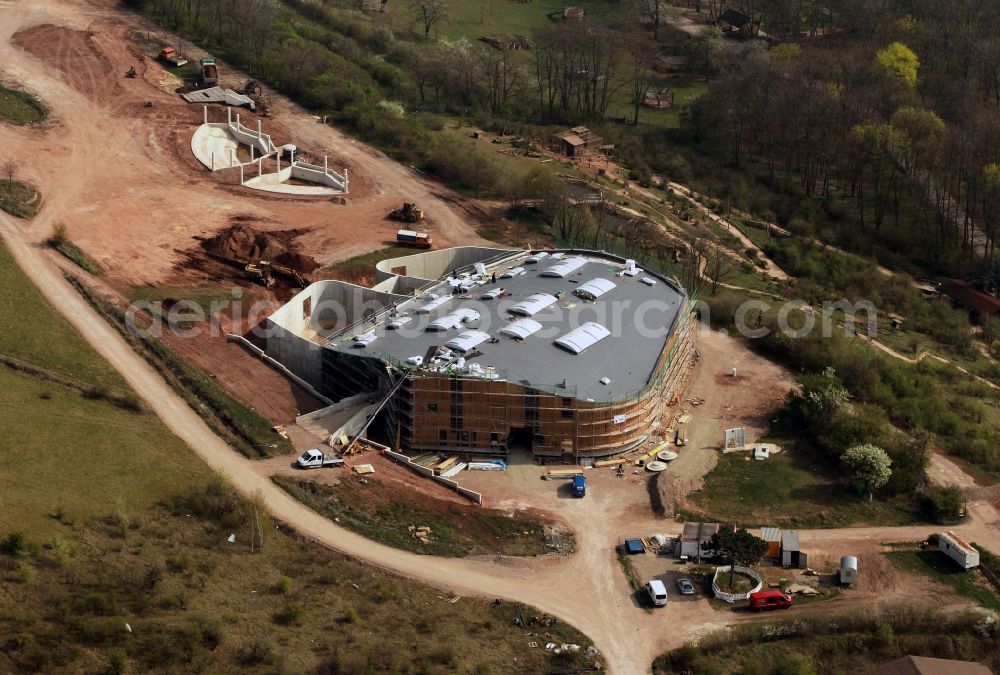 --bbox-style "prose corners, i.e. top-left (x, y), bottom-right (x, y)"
top-left (841, 444), bottom-right (892, 501)
top-left (691, 26), bottom-right (727, 80)
top-left (704, 244), bottom-right (732, 296)
top-left (801, 367), bottom-right (849, 424)
top-left (3, 158), bottom-right (15, 185)
top-left (876, 42), bottom-right (919, 89)
top-left (708, 528), bottom-right (768, 588)
top-left (634, 0), bottom-right (665, 40)
top-left (414, 0), bottom-right (450, 39)
top-left (627, 36), bottom-right (655, 125)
